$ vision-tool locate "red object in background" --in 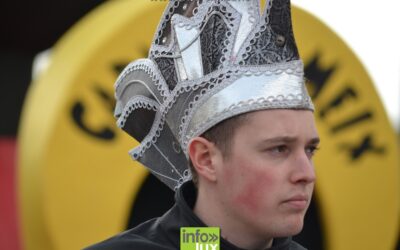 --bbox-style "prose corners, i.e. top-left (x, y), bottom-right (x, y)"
top-left (0, 137), bottom-right (21, 250)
